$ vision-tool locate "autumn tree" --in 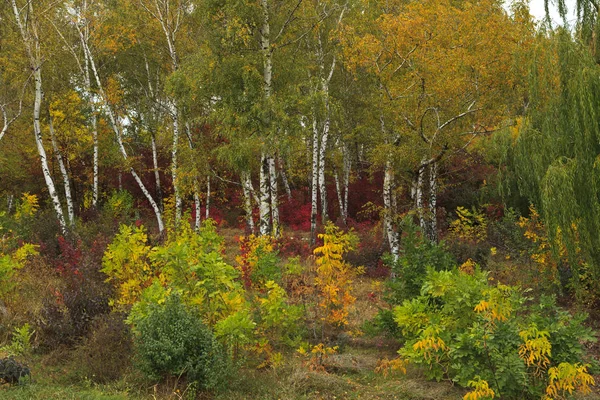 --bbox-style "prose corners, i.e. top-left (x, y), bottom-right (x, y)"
top-left (342, 0), bottom-right (532, 253)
